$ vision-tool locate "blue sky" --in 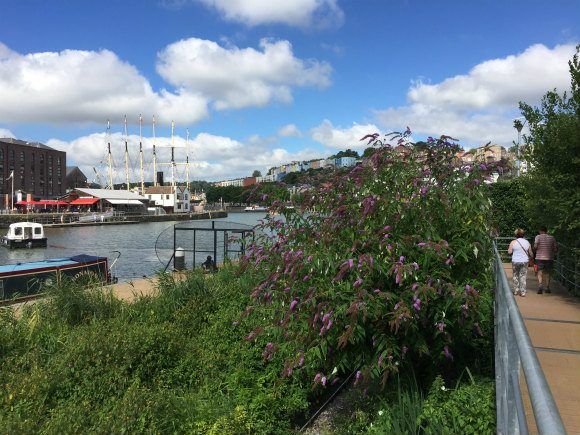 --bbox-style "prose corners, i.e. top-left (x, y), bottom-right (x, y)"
top-left (0, 0), bottom-right (578, 181)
